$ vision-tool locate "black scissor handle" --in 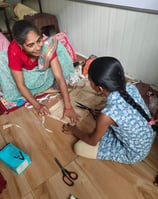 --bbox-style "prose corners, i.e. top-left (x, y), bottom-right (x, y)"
top-left (76, 102), bottom-right (97, 120)
top-left (76, 101), bottom-right (88, 107)
top-left (64, 169), bottom-right (78, 180)
top-left (76, 102), bottom-right (92, 112)
top-left (63, 174), bottom-right (74, 186)
top-left (62, 169), bottom-right (78, 186)
top-left (68, 170), bottom-right (78, 180)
